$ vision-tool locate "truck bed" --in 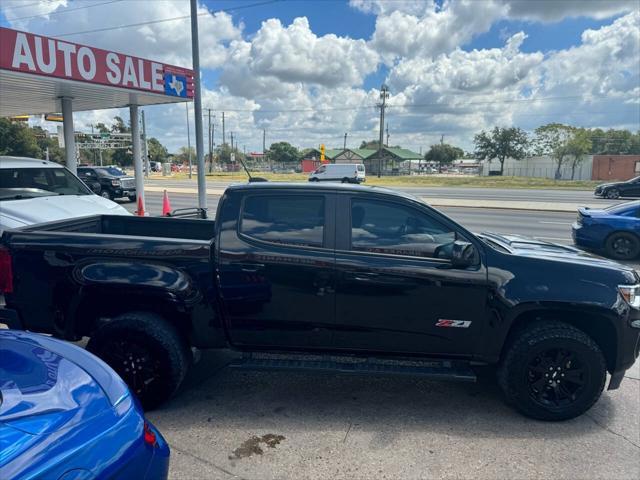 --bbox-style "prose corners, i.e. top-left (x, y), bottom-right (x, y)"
top-left (16, 214), bottom-right (216, 242)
